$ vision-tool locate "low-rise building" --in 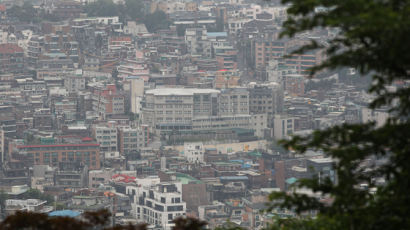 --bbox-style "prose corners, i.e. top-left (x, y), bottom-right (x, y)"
top-left (183, 142), bottom-right (204, 163)
top-left (5, 199), bottom-right (52, 215)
